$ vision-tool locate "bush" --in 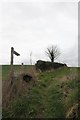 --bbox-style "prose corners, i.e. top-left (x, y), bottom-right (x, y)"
top-left (35, 60), bottom-right (67, 72)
